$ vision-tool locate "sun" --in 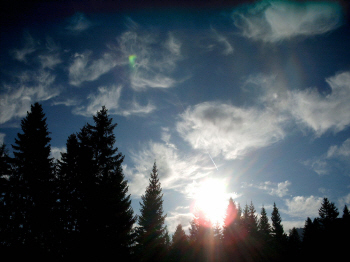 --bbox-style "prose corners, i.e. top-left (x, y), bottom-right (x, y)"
top-left (193, 178), bottom-right (228, 226)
